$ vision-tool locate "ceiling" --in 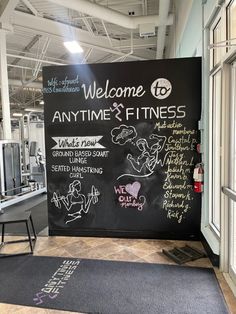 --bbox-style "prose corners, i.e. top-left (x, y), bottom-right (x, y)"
top-left (0, 0), bottom-right (191, 116)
